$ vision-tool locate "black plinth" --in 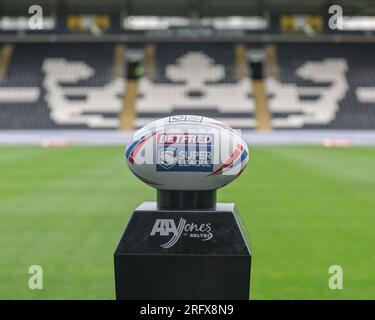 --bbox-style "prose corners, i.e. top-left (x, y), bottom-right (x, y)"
top-left (114, 202), bottom-right (251, 300)
top-left (157, 190), bottom-right (216, 210)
